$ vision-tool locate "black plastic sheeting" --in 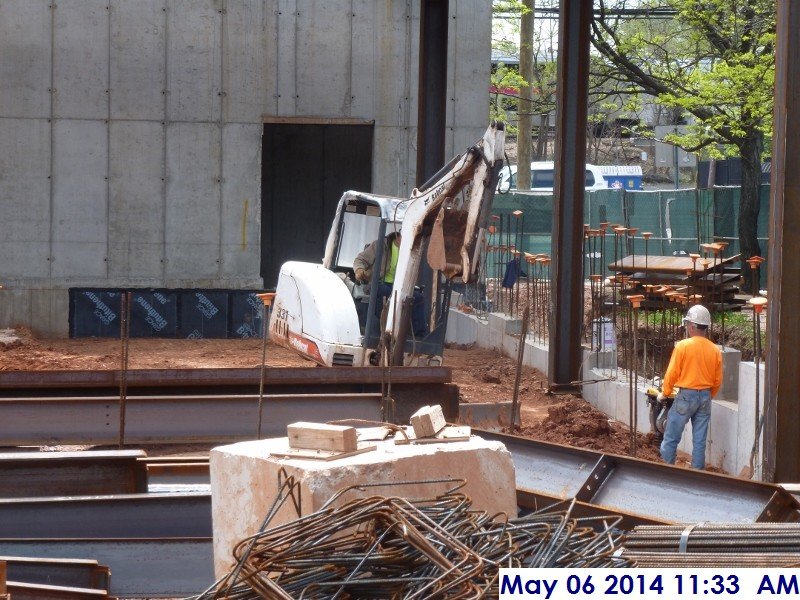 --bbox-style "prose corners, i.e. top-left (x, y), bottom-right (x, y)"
top-left (69, 289), bottom-right (264, 340)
